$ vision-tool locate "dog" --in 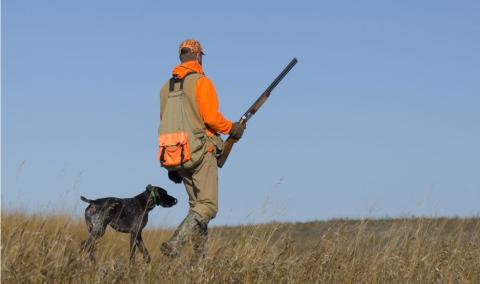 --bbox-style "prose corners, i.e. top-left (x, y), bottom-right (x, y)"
top-left (80, 184), bottom-right (177, 263)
